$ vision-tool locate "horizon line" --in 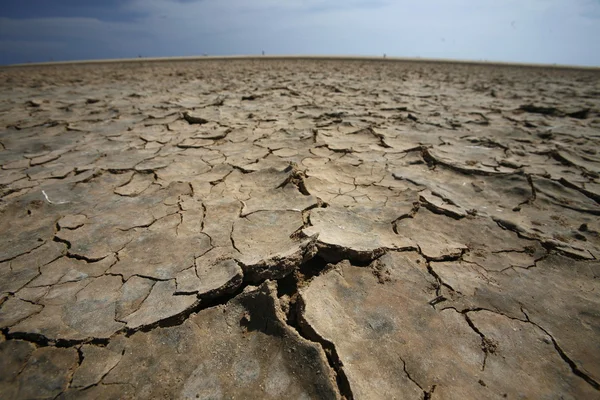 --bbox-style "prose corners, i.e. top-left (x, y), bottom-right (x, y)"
top-left (2, 54), bottom-right (599, 71)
